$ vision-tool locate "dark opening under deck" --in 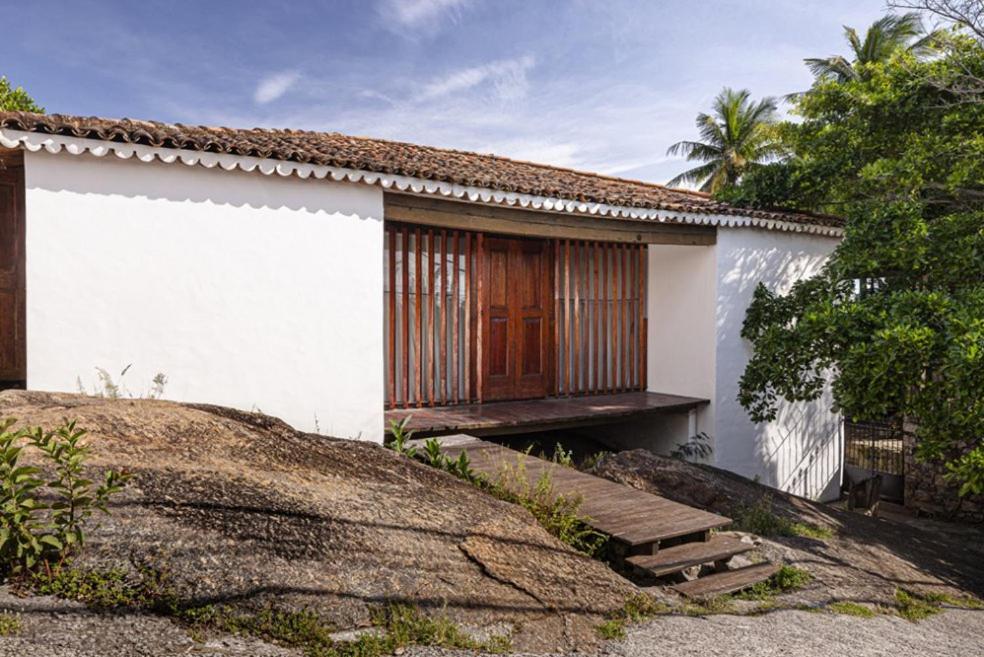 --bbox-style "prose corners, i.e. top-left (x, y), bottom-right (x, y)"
top-left (385, 391), bottom-right (708, 436)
